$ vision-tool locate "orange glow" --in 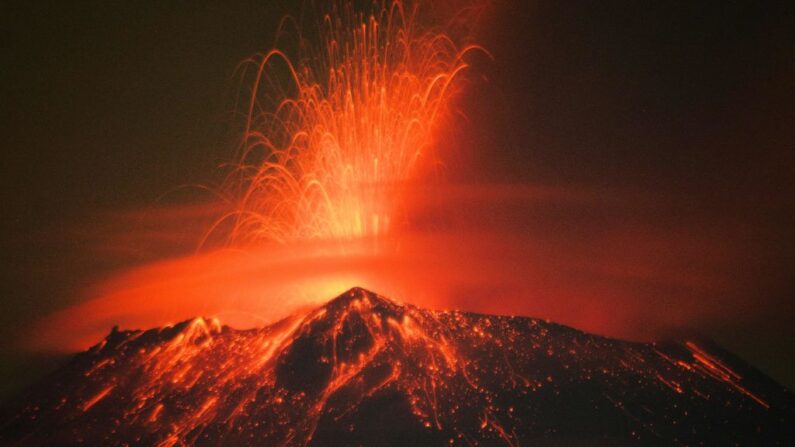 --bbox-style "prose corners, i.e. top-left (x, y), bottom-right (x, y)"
top-left (26, 213), bottom-right (743, 353)
top-left (24, 0), bottom-right (487, 352)
top-left (21, 1), bottom-right (776, 356)
top-left (684, 341), bottom-right (769, 409)
top-left (82, 385), bottom-right (114, 411)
